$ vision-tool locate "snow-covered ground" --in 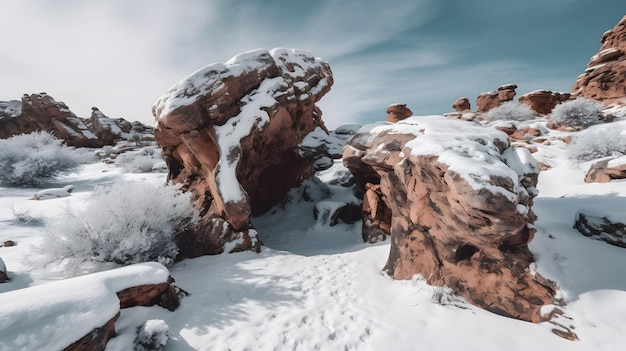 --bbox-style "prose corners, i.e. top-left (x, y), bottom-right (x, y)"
top-left (2, 116), bottom-right (626, 350)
